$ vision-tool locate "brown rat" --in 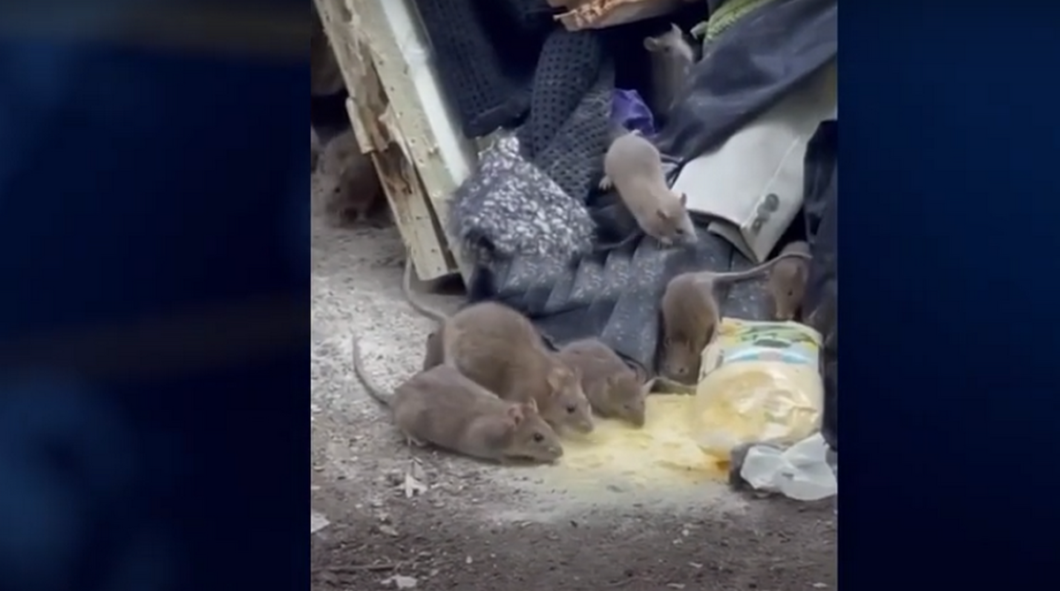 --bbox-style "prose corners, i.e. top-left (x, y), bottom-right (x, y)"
top-left (352, 331), bottom-right (564, 464)
top-left (643, 23), bottom-right (697, 117)
top-left (555, 339), bottom-right (650, 427)
top-left (440, 302), bottom-right (595, 436)
top-left (659, 272), bottom-right (717, 384)
top-left (659, 250), bottom-right (814, 383)
top-left (599, 131), bottom-right (697, 247)
top-left (318, 130), bottom-right (383, 224)
top-left (766, 241), bottom-right (811, 320)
